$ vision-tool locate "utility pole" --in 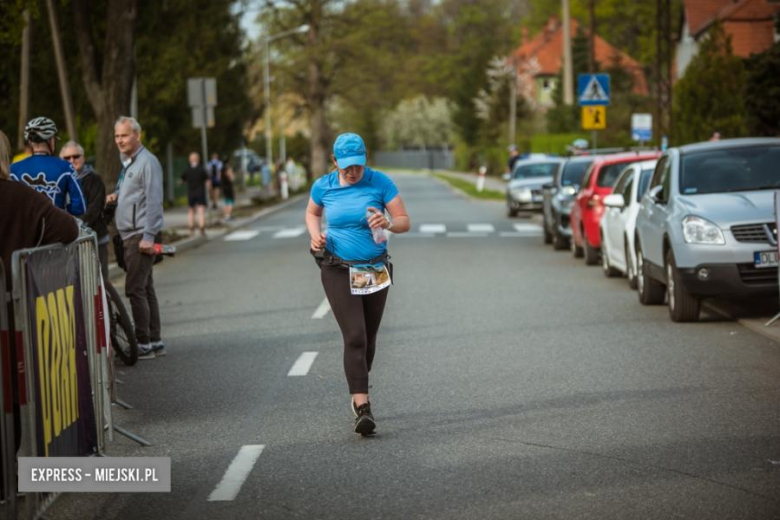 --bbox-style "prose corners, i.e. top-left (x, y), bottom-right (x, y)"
top-left (508, 59), bottom-right (517, 146)
top-left (588, 0), bottom-right (596, 74)
top-left (562, 0), bottom-right (574, 105)
top-left (656, 0), bottom-right (673, 144)
top-left (17, 10), bottom-right (31, 150)
top-left (45, 0), bottom-right (78, 141)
